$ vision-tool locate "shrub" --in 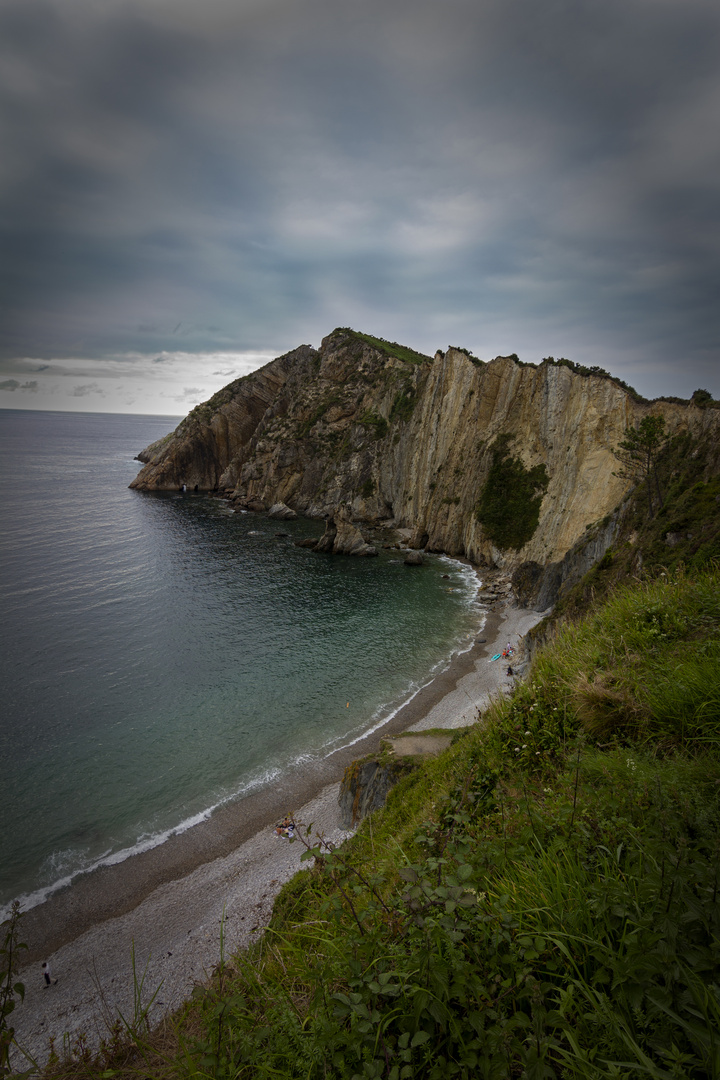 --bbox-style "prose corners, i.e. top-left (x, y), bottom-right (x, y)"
top-left (476, 434), bottom-right (549, 550)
